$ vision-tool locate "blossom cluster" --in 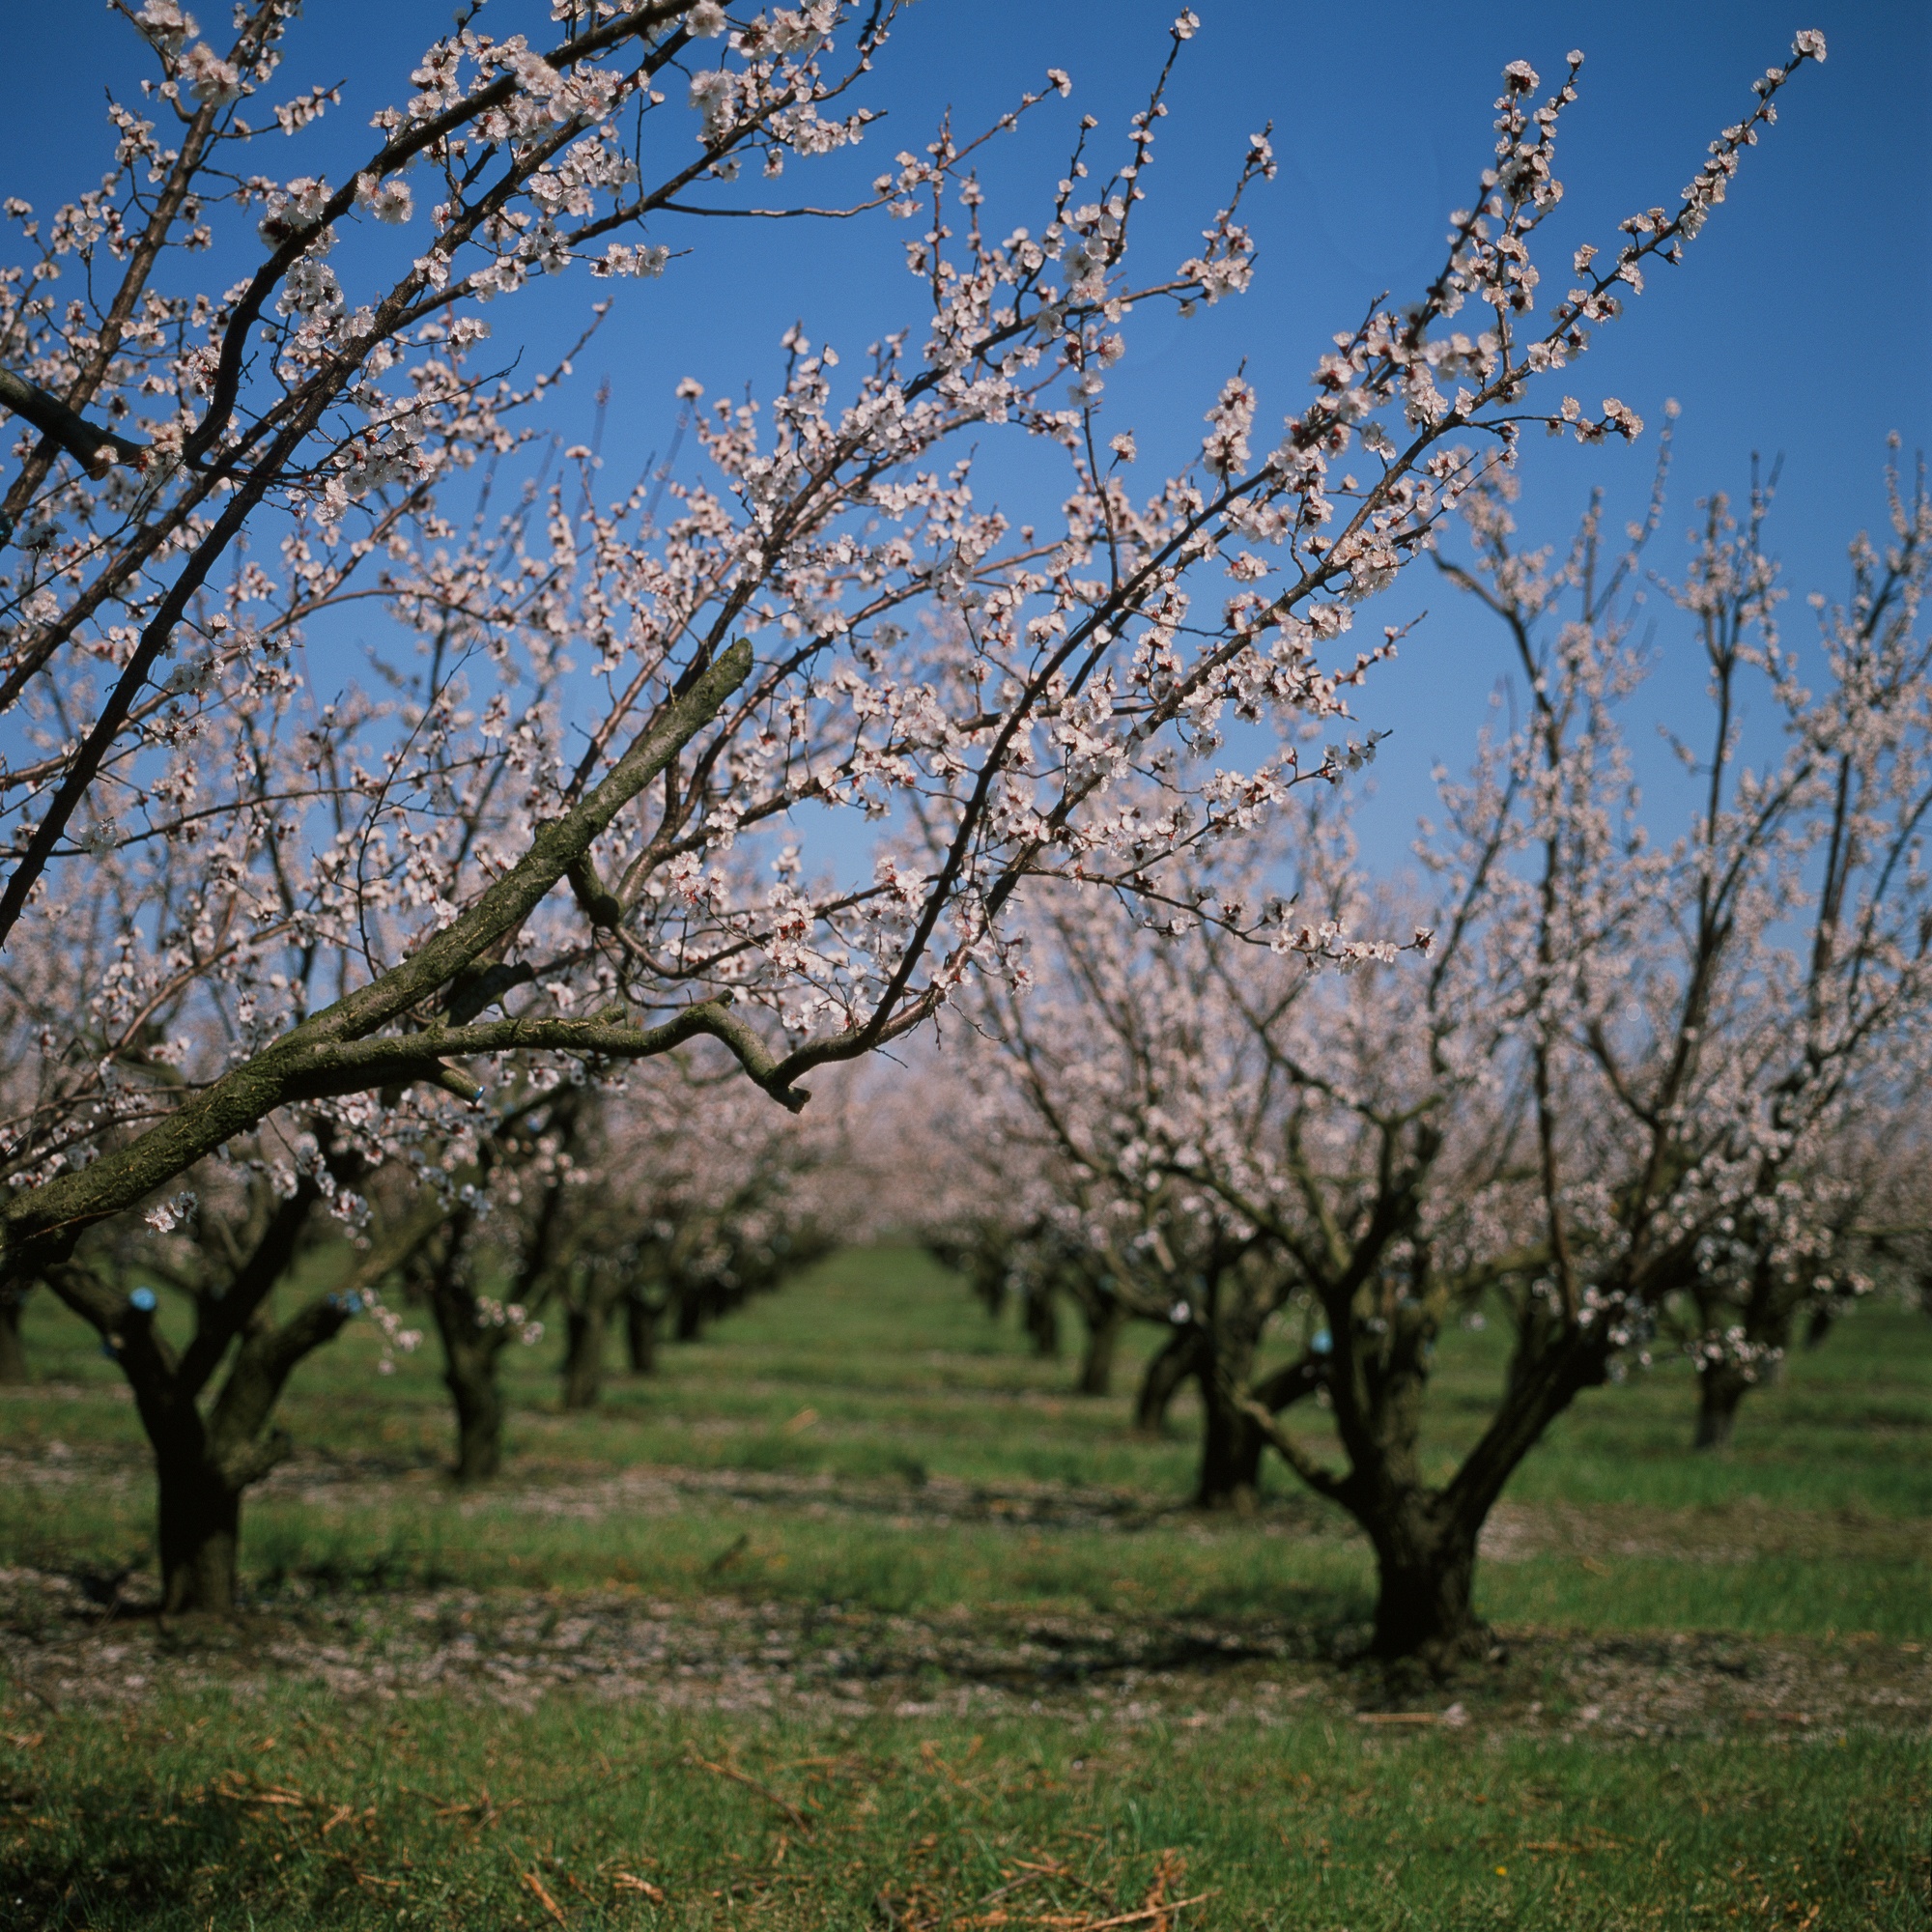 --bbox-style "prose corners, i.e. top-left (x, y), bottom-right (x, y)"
top-left (0, 11), bottom-right (1831, 1313)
